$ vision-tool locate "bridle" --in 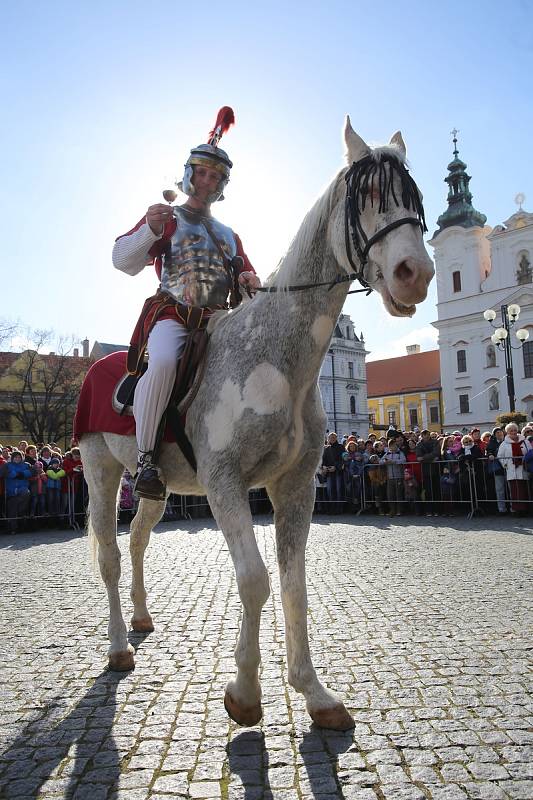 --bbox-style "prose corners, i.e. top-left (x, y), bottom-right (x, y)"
top-left (255, 151), bottom-right (427, 296)
top-left (344, 152), bottom-right (427, 291)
